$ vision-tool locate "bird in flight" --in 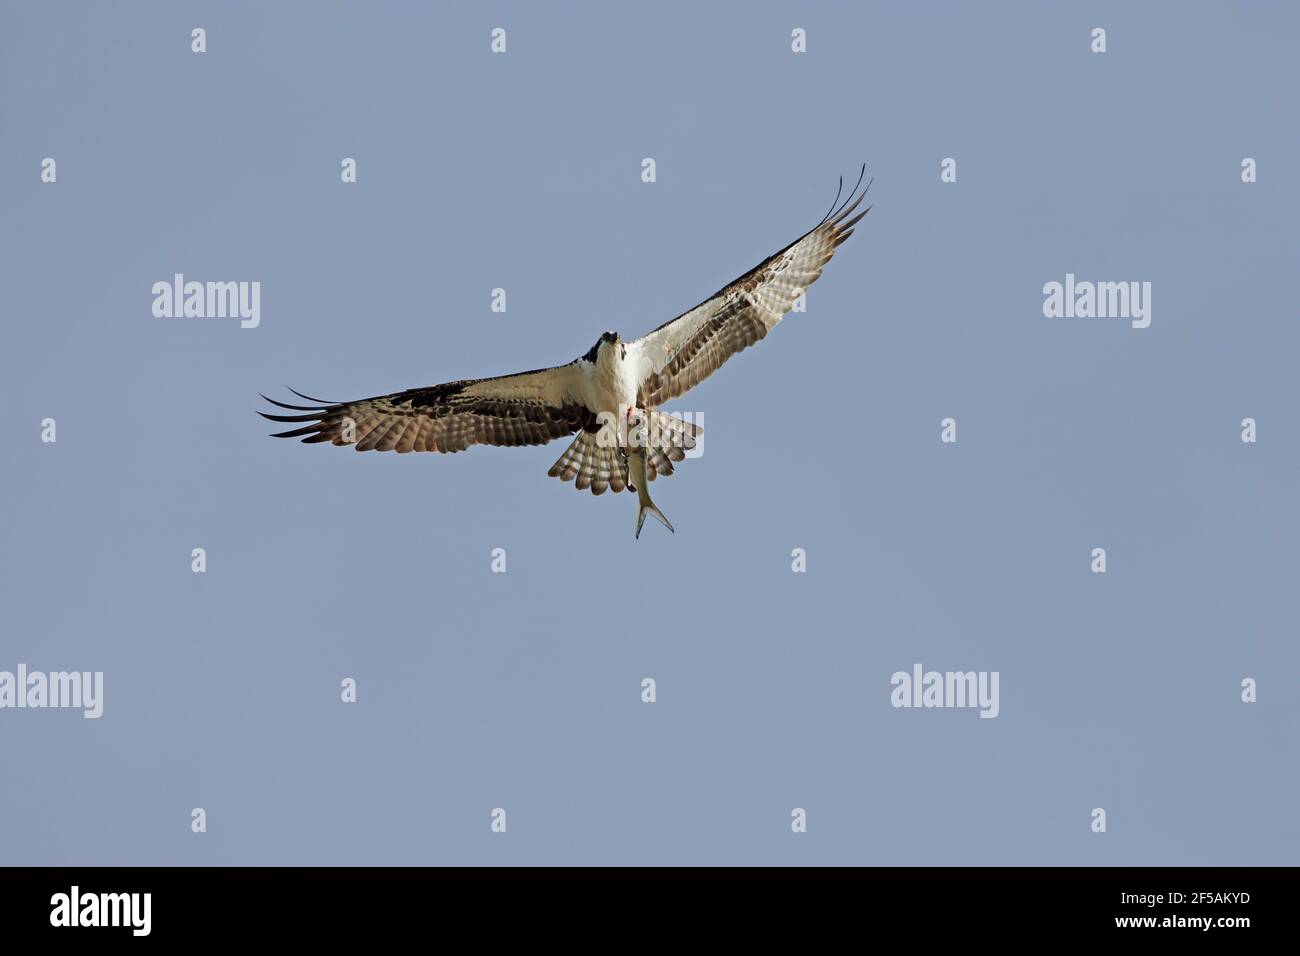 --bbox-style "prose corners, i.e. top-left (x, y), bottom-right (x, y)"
top-left (260, 169), bottom-right (871, 537)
